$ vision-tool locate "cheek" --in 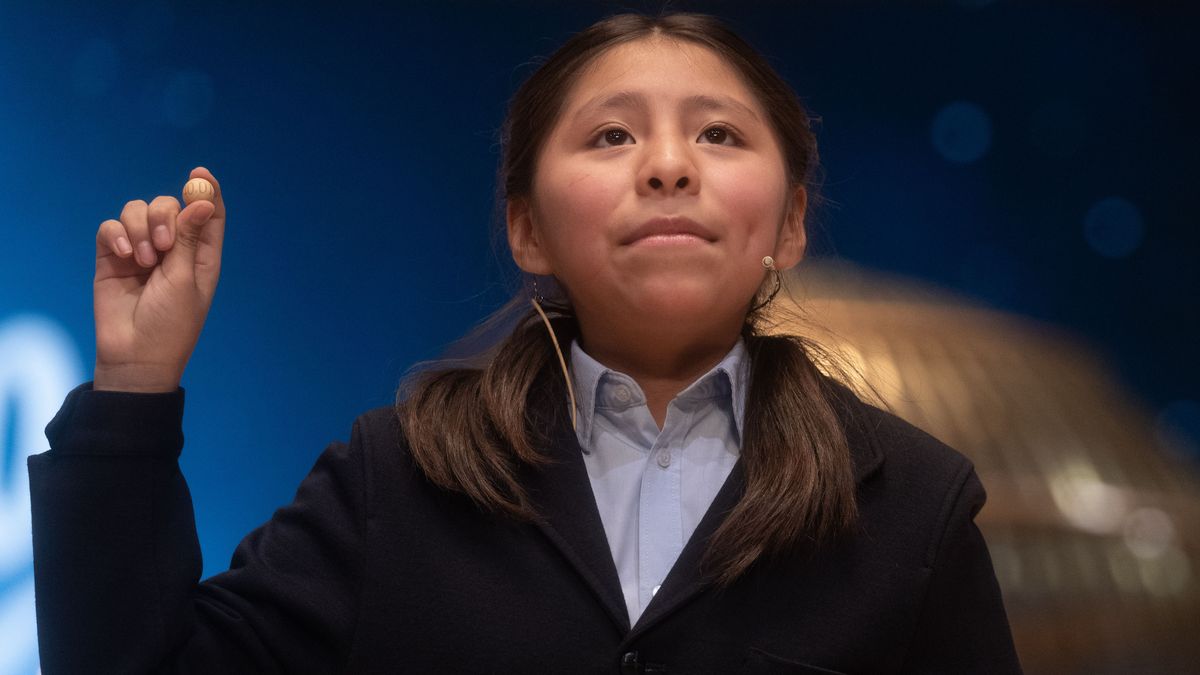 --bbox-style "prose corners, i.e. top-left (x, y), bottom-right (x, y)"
top-left (534, 165), bottom-right (624, 254)
top-left (708, 162), bottom-right (788, 248)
